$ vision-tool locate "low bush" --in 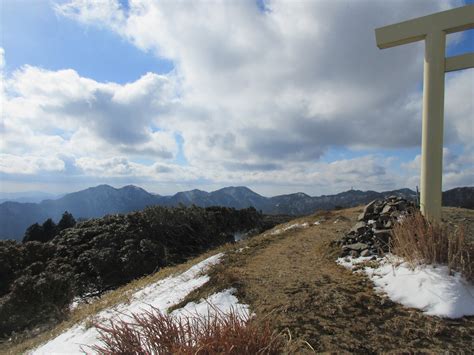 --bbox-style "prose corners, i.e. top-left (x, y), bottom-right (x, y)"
top-left (0, 205), bottom-right (273, 338)
top-left (391, 212), bottom-right (473, 281)
top-left (90, 307), bottom-right (285, 354)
